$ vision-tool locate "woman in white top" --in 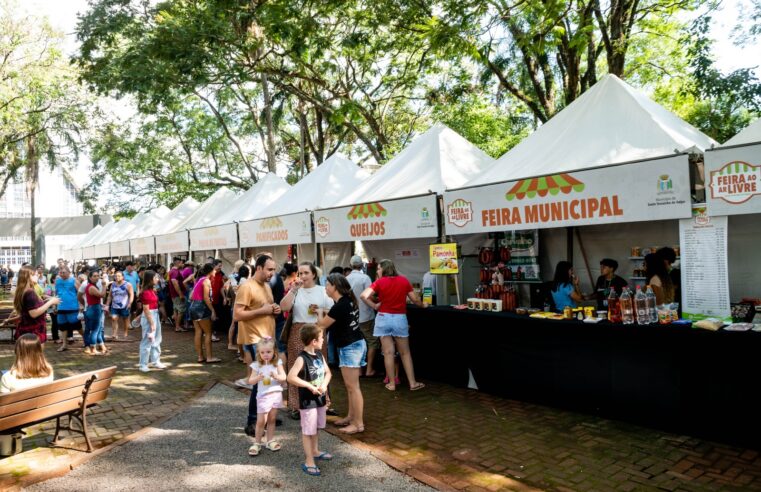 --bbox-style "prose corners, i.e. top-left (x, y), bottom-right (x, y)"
top-left (1, 333), bottom-right (54, 393)
top-left (280, 262), bottom-right (334, 416)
